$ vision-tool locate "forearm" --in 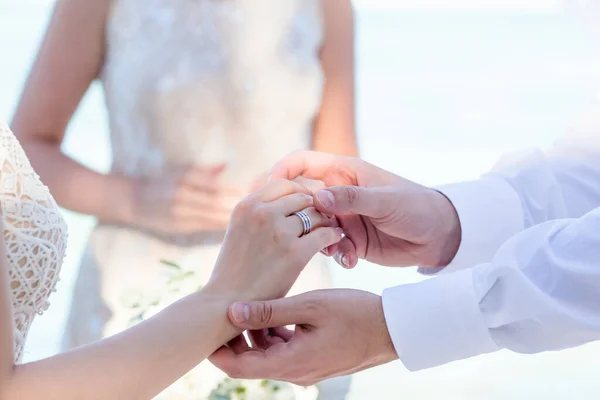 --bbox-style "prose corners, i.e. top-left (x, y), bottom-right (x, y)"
top-left (20, 139), bottom-right (136, 224)
top-left (3, 290), bottom-right (239, 400)
top-left (311, 88), bottom-right (357, 157)
top-left (314, 0), bottom-right (357, 158)
top-left (433, 135), bottom-right (600, 271)
top-left (385, 207), bottom-right (600, 371)
top-left (312, 127), bottom-right (358, 157)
